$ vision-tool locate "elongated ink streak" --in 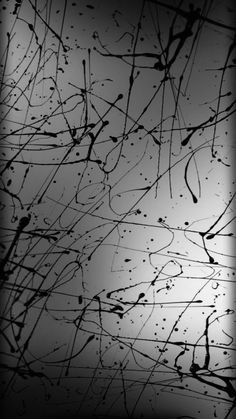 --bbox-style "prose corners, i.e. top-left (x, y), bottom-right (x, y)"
top-left (0, 215), bottom-right (31, 280)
